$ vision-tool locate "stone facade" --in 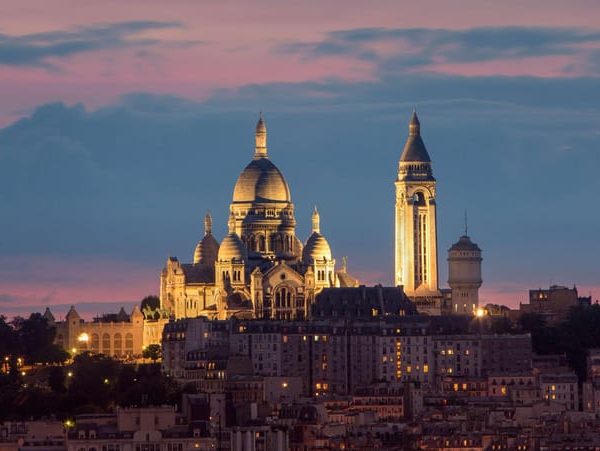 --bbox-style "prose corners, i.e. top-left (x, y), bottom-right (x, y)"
top-left (160, 115), bottom-right (358, 322)
top-left (394, 111), bottom-right (440, 298)
top-left (49, 306), bottom-right (166, 357)
top-left (447, 234), bottom-right (482, 314)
